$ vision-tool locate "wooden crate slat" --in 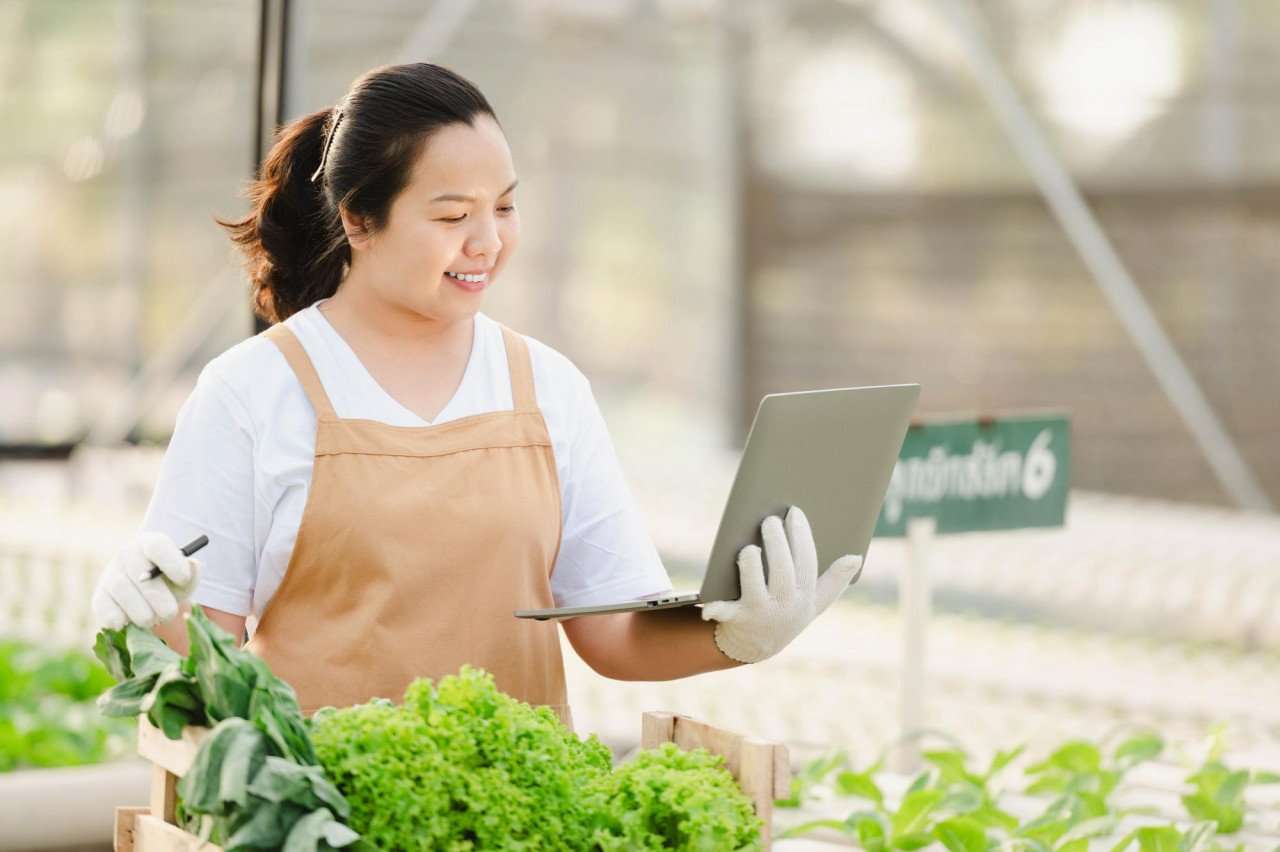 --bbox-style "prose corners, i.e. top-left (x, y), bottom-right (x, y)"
top-left (134, 814), bottom-right (223, 852)
top-left (640, 709), bottom-right (677, 748)
top-left (641, 710), bottom-right (790, 851)
top-left (115, 806), bottom-right (148, 852)
top-left (773, 743), bottom-right (792, 800)
top-left (137, 718), bottom-right (209, 779)
top-left (149, 763), bottom-right (178, 823)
